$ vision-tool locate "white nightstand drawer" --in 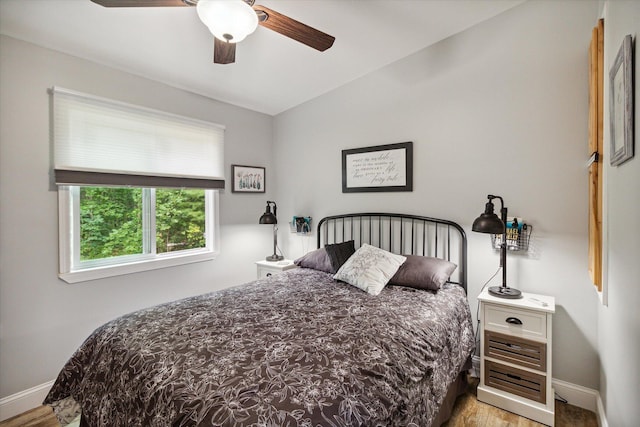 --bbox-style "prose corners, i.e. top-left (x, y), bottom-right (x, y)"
top-left (258, 268), bottom-right (274, 279)
top-left (484, 304), bottom-right (547, 340)
top-left (256, 260), bottom-right (297, 279)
